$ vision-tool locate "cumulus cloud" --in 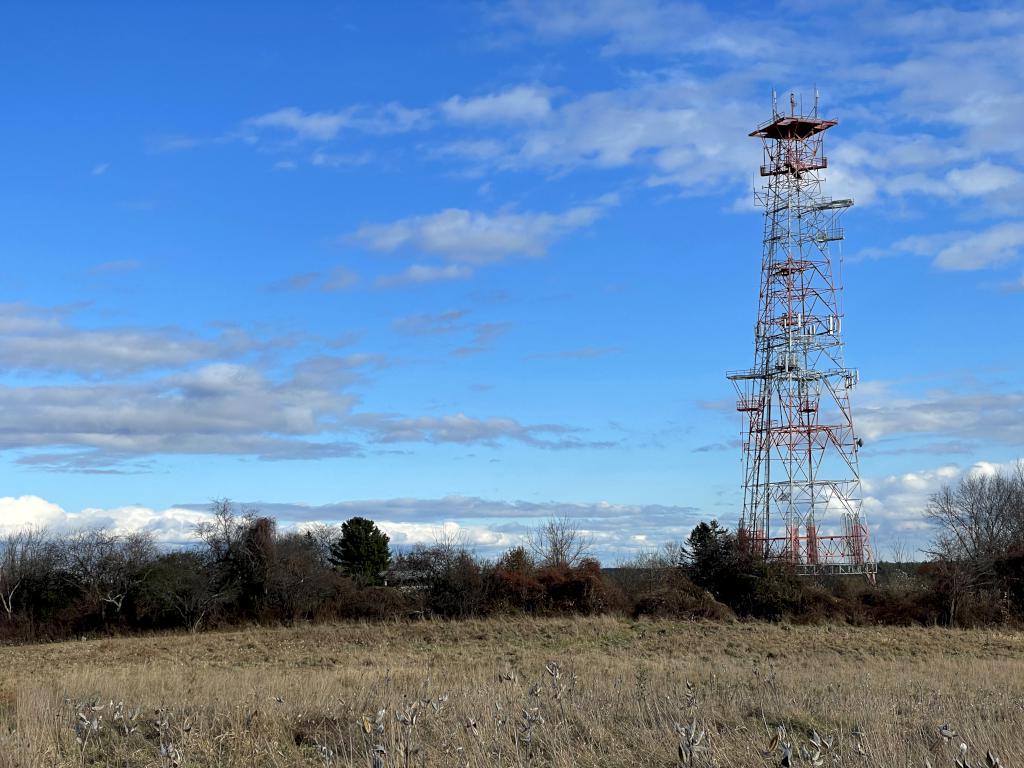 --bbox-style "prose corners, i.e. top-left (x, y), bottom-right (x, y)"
top-left (472, 4), bottom-right (1023, 207)
top-left (437, 76), bottom-right (759, 190)
top-left (244, 103), bottom-right (429, 141)
top-left (0, 494), bottom-right (708, 560)
top-left (311, 151), bottom-right (374, 168)
top-left (376, 264), bottom-right (475, 286)
top-left (858, 388), bottom-right (1024, 446)
top-left (691, 439), bottom-right (741, 454)
top-left (854, 221), bottom-right (1024, 272)
top-left (945, 162), bottom-right (1024, 198)
top-left (493, 0), bottom-right (777, 58)
top-left (527, 346), bottom-right (622, 361)
top-left (191, 3), bottom-right (1022, 219)
top-left (861, 459), bottom-right (1024, 556)
top-left (2, 360), bottom-right (365, 470)
top-left (389, 311), bottom-right (509, 360)
top-left (0, 341), bottom-right (602, 470)
top-left (353, 196), bottom-right (616, 266)
top-left (860, 464), bottom-right (961, 553)
top-left (270, 267), bottom-right (359, 292)
top-left (392, 311), bottom-right (510, 356)
top-left (351, 412), bottom-right (610, 450)
top-left (831, 6), bottom-right (1024, 205)
top-left (393, 310), bottom-right (469, 336)
top-left (0, 495), bottom-right (208, 543)
top-left (452, 322), bottom-right (511, 357)
top-left (245, 107), bottom-right (352, 141)
top-left (0, 304), bottom-right (265, 376)
top-left (9, 466), bottom-right (1019, 560)
top-left (442, 85), bottom-right (552, 123)
top-left (933, 221), bottom-right (1024, 271)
